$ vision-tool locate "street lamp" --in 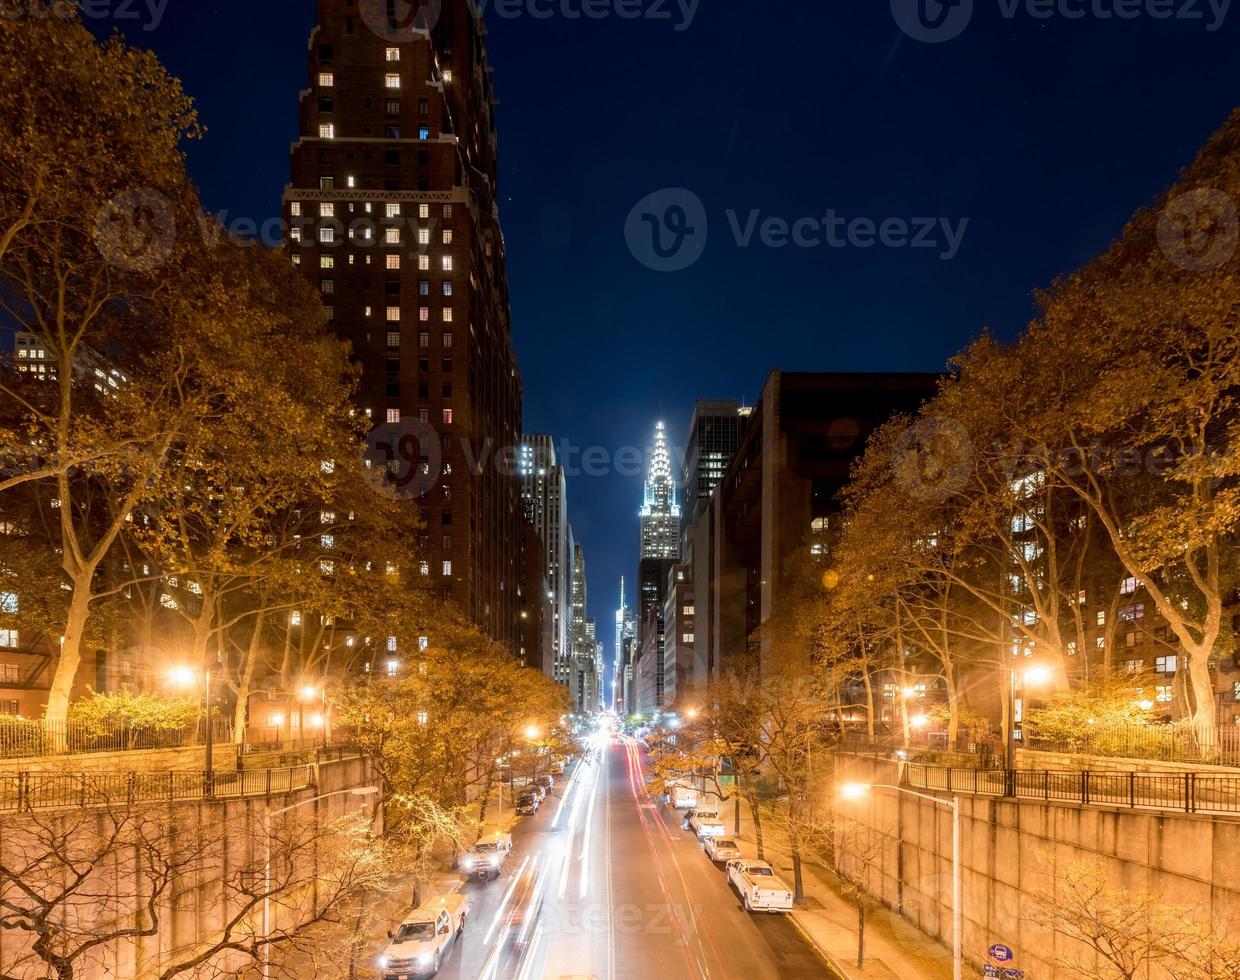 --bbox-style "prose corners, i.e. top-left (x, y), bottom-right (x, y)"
top-left (299, 684), bottom-right (329, 748)
top-left (841, 782), bottom-right (961, 980)
top-left (168, 663), bottom-right (216, 796)
top-left (1006, 663), bottom-right (1051, 769)
top-left (262, 786), bottom-right (379, 979)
